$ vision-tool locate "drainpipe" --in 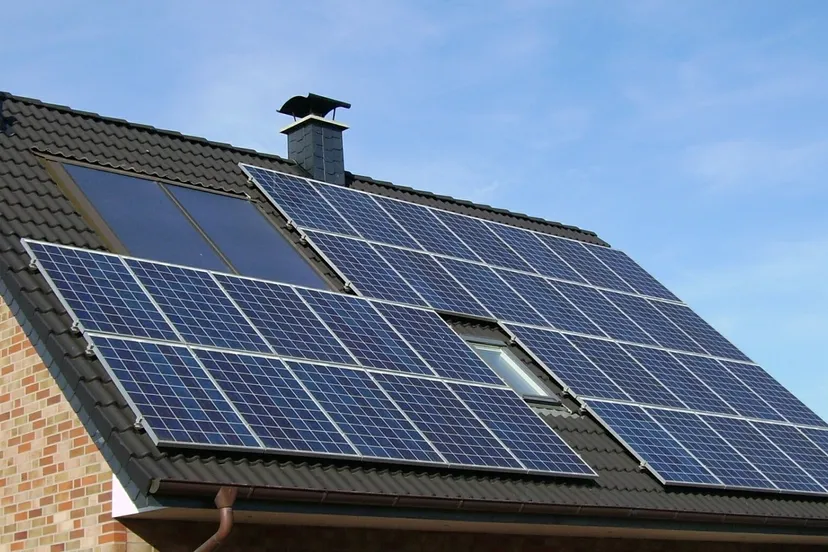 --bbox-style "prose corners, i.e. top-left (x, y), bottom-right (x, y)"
top-left (194, 486), bottom-right (238, 552)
